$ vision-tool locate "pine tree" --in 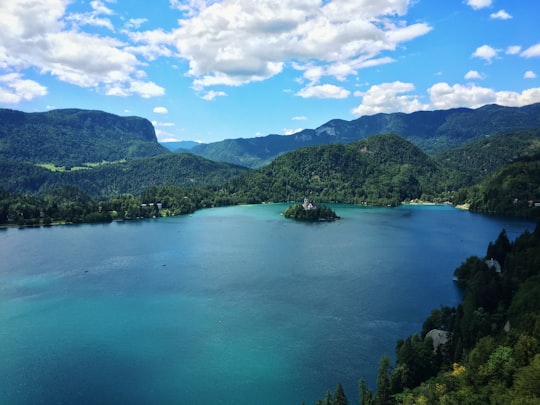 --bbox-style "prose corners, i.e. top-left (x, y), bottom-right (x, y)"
top-left (359, 378), bottom-right (373, 405)
top-left (333, 383), bottom-right (348, 405)
top-left (374, 355), bottom-right (392, 405)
